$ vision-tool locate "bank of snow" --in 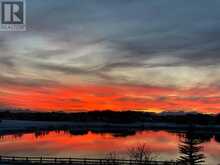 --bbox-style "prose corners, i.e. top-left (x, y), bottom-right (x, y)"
top-left (0, 120), bottom-right (220, 135)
